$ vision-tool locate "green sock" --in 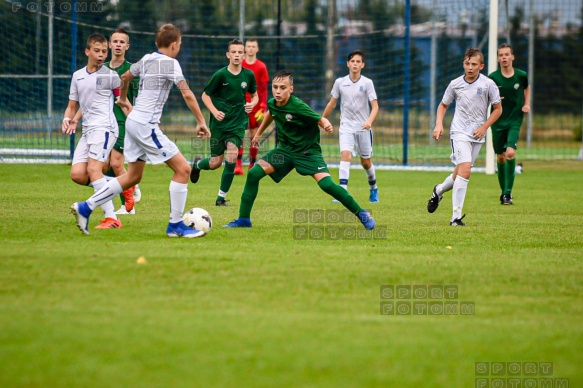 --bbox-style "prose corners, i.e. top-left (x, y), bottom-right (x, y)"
top-left (318, 176), bottom-right (362, 214)
top-left (239, 165), bottom-right (266, 218)
top-left (497, 161), bottom-right (506, 194)
top-left (218, 162), bottom-right (236, 201)
top-left (195, 158), bottom-right (211, 171)
top-left (505, 158), bottom-right (516, 195)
